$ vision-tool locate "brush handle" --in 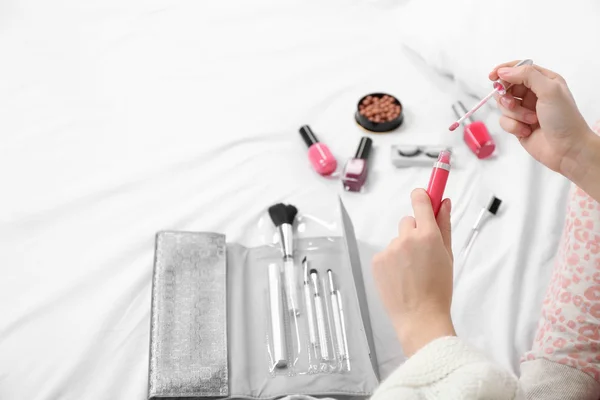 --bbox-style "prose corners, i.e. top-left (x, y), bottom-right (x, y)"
top-left (268, 263), bottom-right (287, 368)
top-left (304, 283), bottom-right (317, 347)
top-left (331, 292), bottom-right (345, 359)
top-left (284, 259), bottom-right (299, 315)
top-left (314, 295), bottom-right (329, 361)
top-left (278, 224), bottom-right (294, 258)
top-left (337, 291), bottom-right (350, 366)
top-left (459, 229), bottom-right (479, 266)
